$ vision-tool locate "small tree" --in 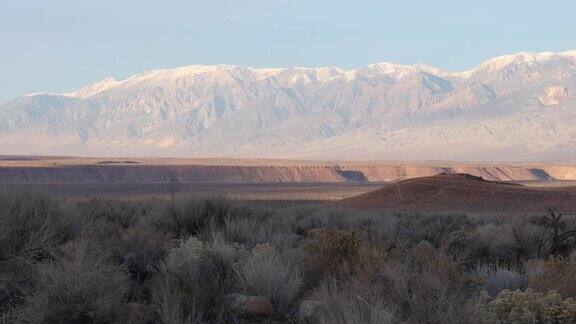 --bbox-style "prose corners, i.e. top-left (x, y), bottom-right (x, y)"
top-left (539, 208), bottom-right (576, 256)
